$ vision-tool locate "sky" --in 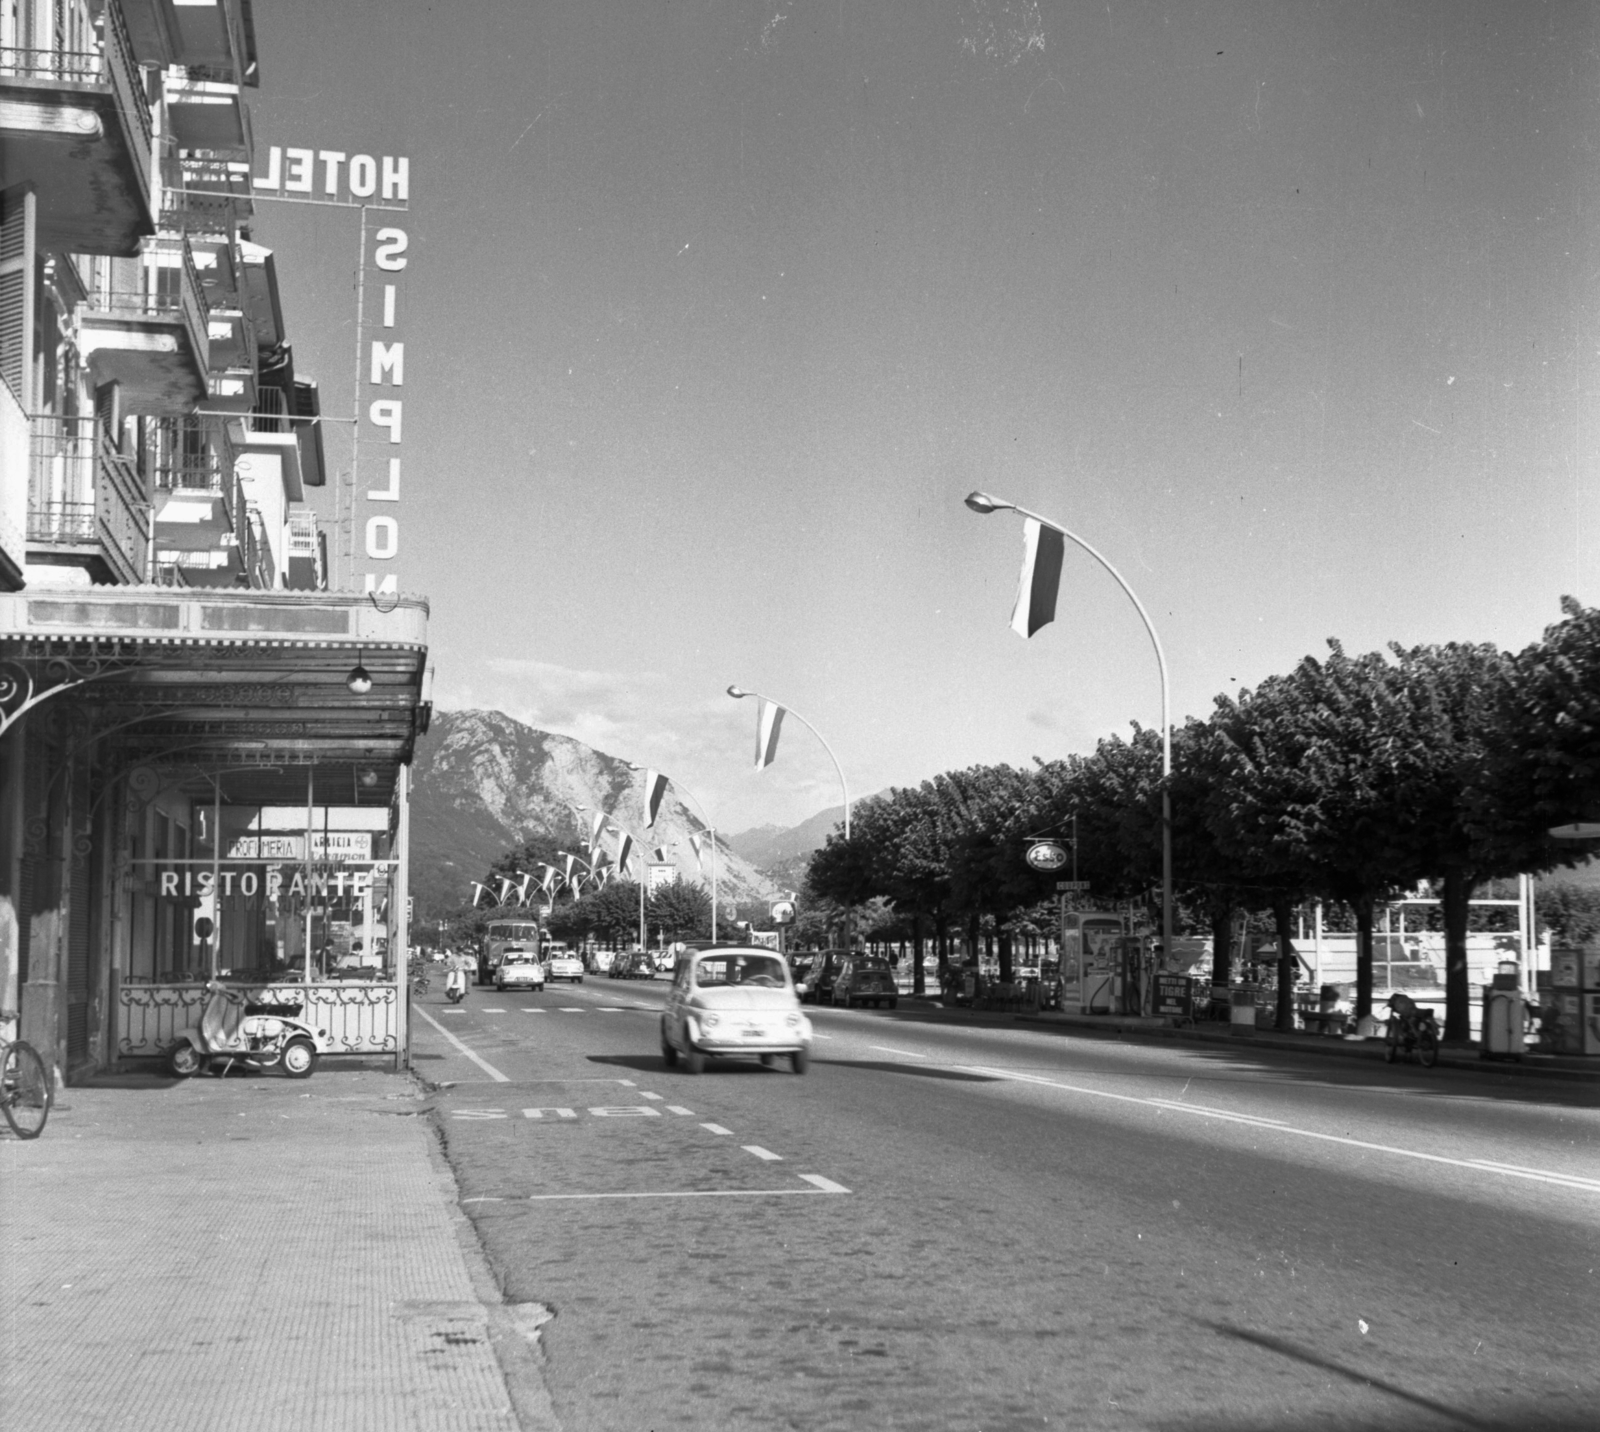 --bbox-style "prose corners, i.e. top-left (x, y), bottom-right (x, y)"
top-left (248, 1), bottom-right (1598, 832)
